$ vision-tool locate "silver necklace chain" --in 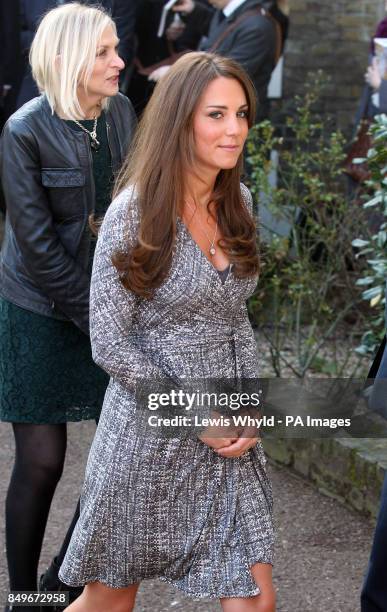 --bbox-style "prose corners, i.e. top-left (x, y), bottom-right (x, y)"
top-left (72, 116), bottom-right (100, 148)
top-left (185, 200), bottom-right (218, 256)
